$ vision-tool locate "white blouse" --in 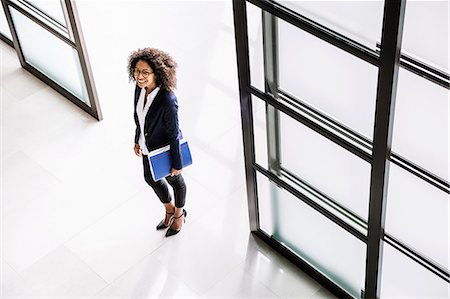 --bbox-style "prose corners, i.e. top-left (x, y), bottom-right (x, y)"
top-left (137, 86), bottom-right (160, 155)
